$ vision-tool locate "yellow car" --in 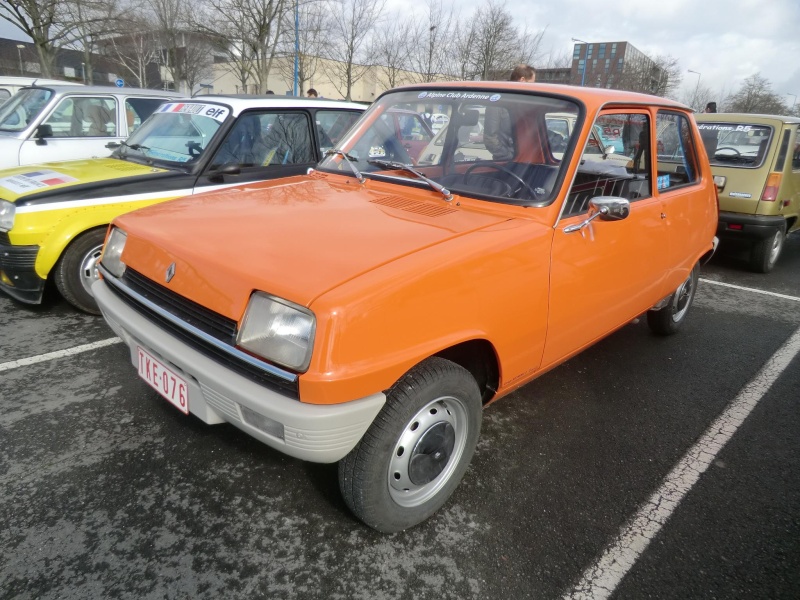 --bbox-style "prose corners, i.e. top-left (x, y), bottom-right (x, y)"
top-left (0, 96), bottom-right (364, 312)
top-left (695, 113), bottom-right (800, 272)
